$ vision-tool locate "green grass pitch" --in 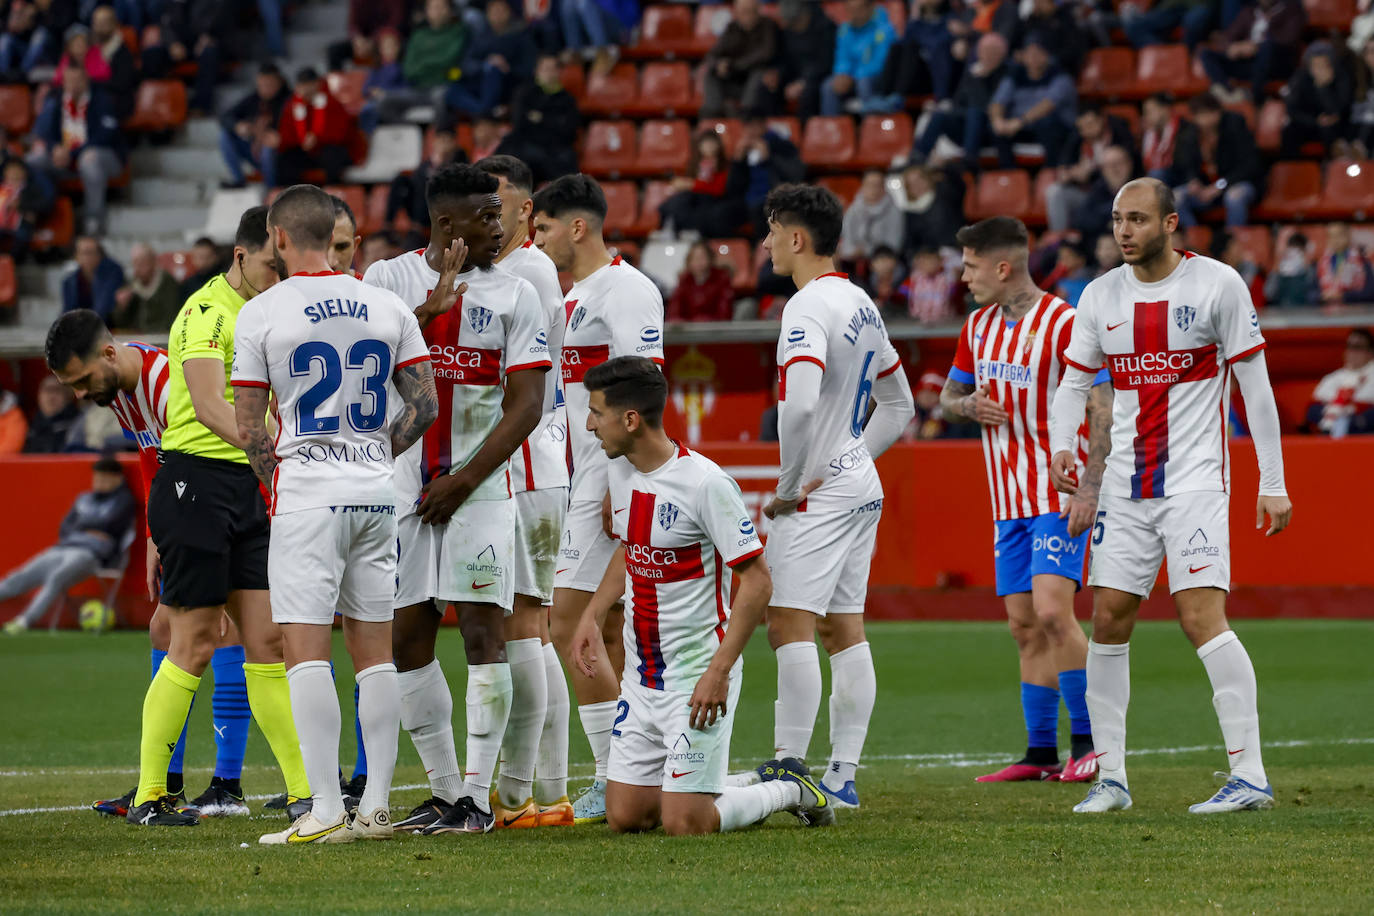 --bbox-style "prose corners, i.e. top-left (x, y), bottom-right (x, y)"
top-left (2, 619), bottom-right (1372, 914)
